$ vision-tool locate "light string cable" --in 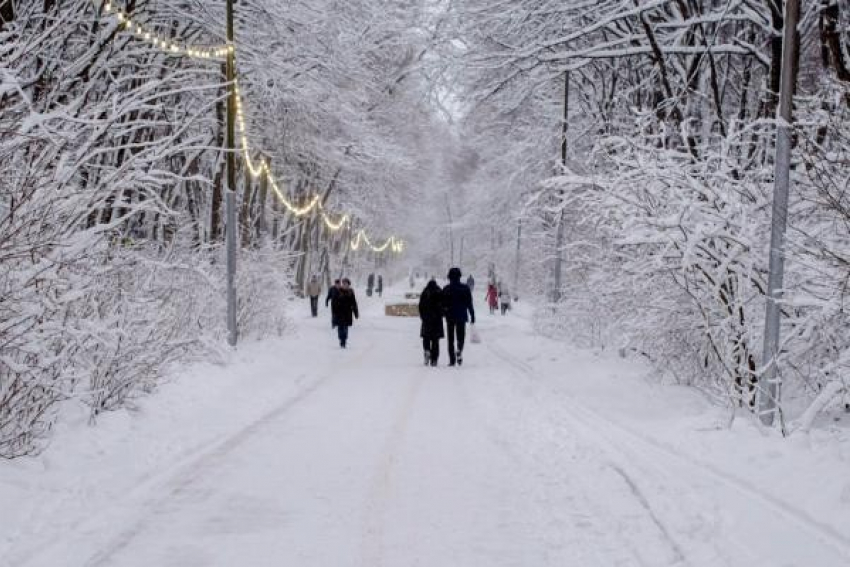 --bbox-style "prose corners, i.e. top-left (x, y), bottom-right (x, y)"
top-left (233, 77), bottom-right (322, 218)
top-left (94, 1), bottom-right (403, 253)
top-left (350, 230), bottom-right (404, 254)
top-left (233, 72), bottom-right (404, 253)
top-left (95, 0), bottom-right (232, 59)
